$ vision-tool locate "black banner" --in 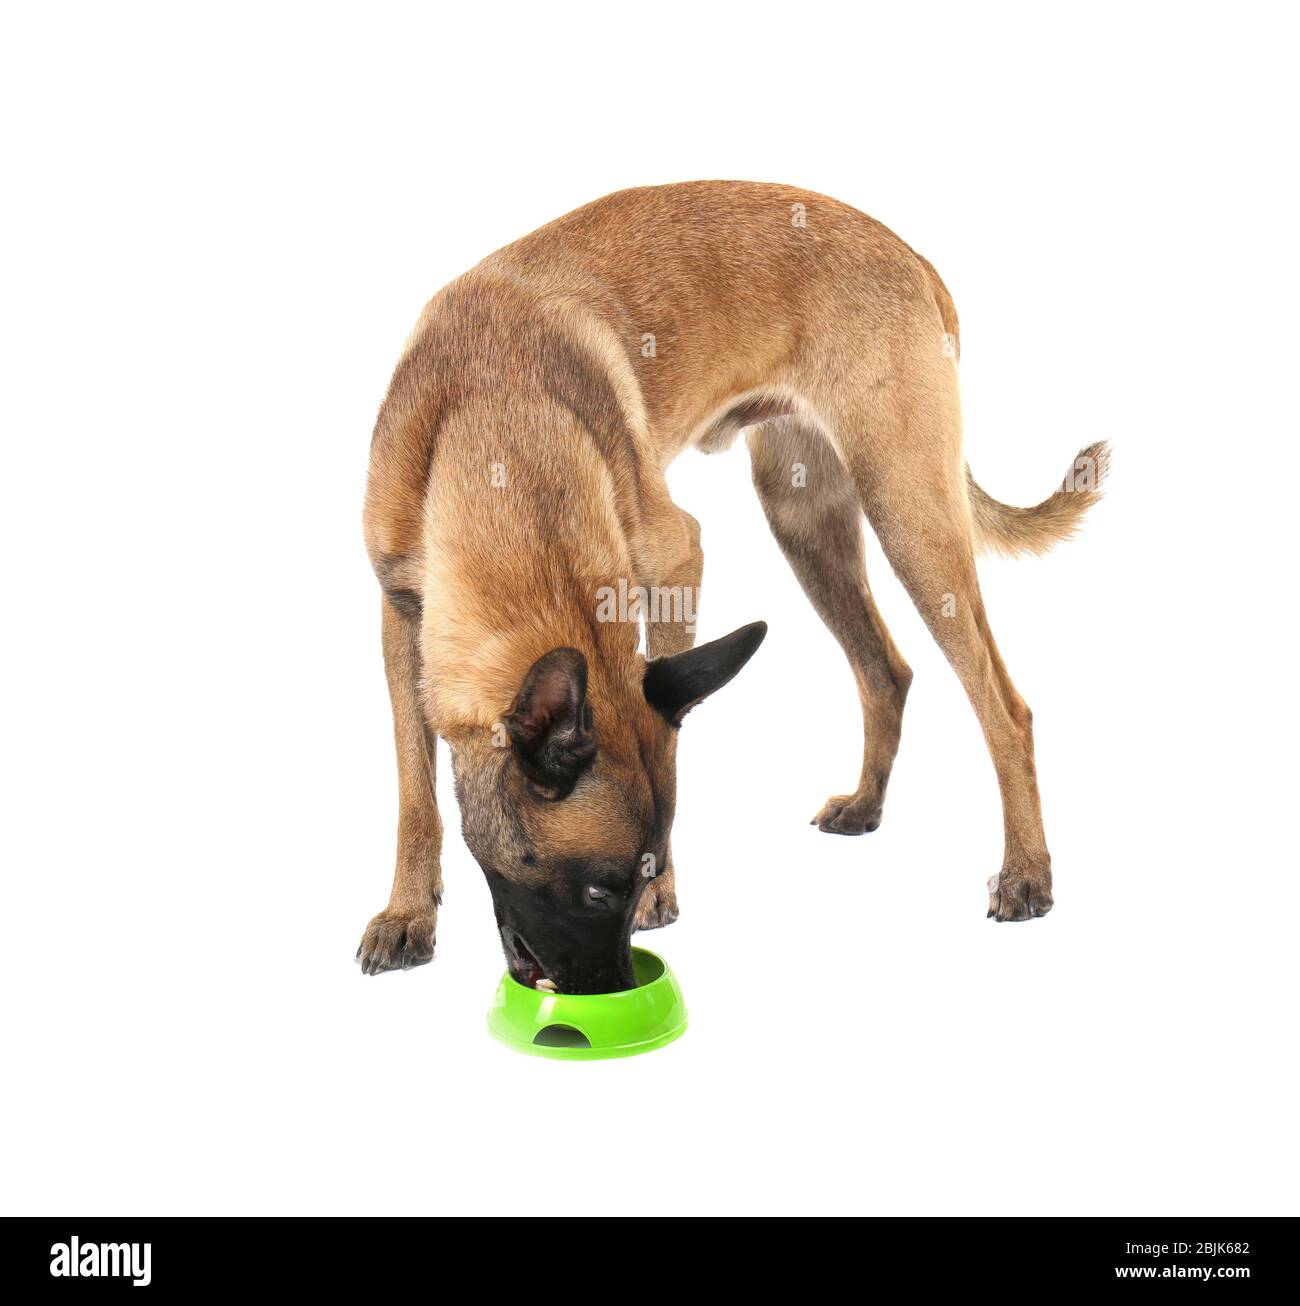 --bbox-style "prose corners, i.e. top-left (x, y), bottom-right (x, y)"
top-left (4, 1217), bottom-right (1289, 1291)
